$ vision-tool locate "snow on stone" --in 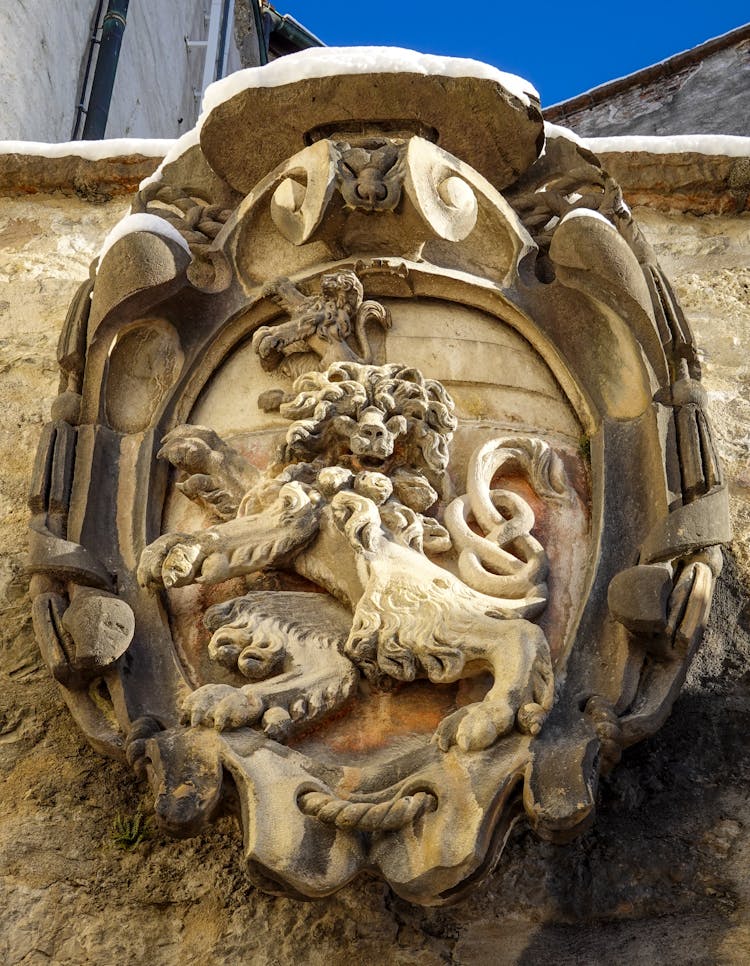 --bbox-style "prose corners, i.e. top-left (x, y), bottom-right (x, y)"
top-left (199, 46), bottom-right (538, 119)
top-left (544, 122), bottom-right (587, 146)
top-left (560, 208), bottom-right (613, 227)
top-left (137, 48), bottom-right (538, 185)
top-left (582, 134), bottom-right (750, 158)
top-left (539, 122), bottom-right (587, 159)
top-left (0, 138), bottom-right (175, 161)
top-left (543, 124), bottom-right (750, 160)
top-left (138, 128), bottom-right (201, 190)
top-left (98, 213), bottom-right (190, 264)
